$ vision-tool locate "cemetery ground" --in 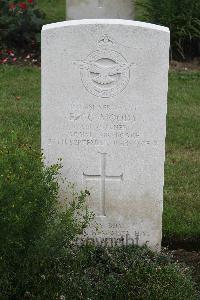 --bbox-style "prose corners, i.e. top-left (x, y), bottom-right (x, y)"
top-left (0, 65), bottom-right (200, 292)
